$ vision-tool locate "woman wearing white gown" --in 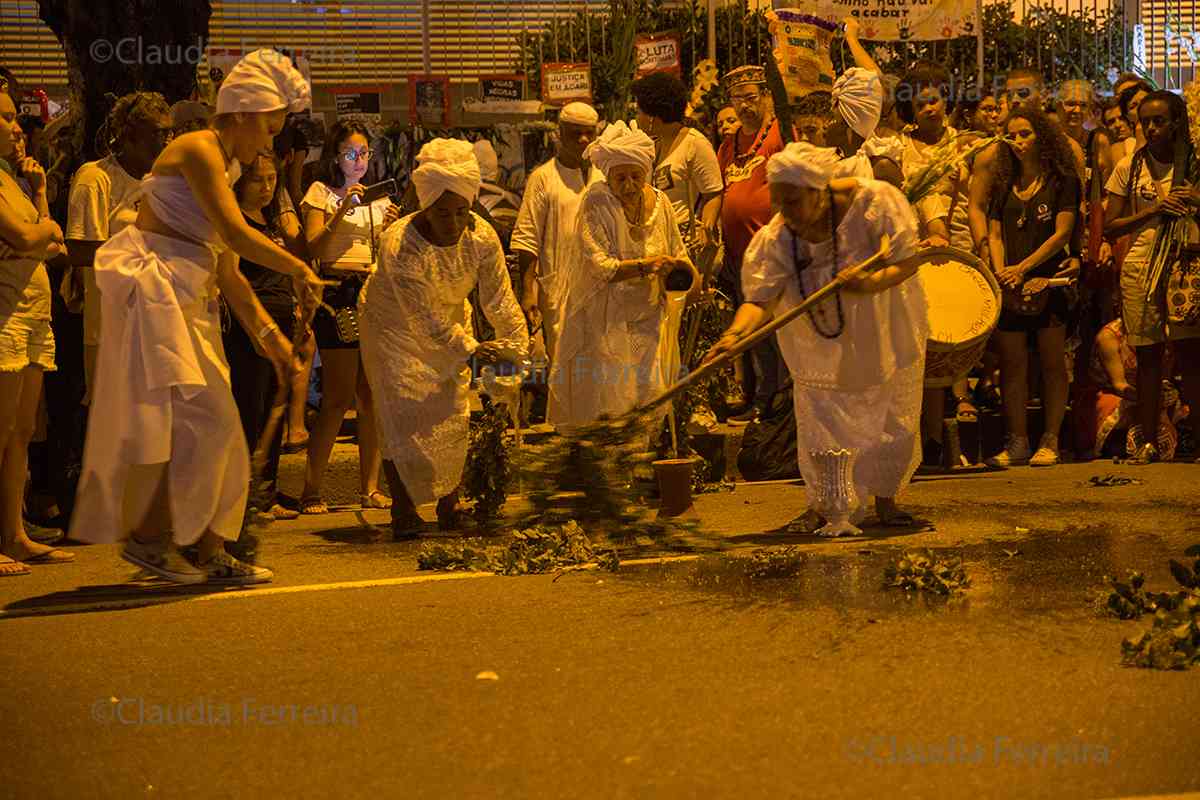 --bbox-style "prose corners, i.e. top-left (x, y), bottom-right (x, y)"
top-left (71, 50), bottom-right (323, 584)
top-left (549, 121), bottom-right (694, 427)
top-left (360, 139), bottom-right (527, 538)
